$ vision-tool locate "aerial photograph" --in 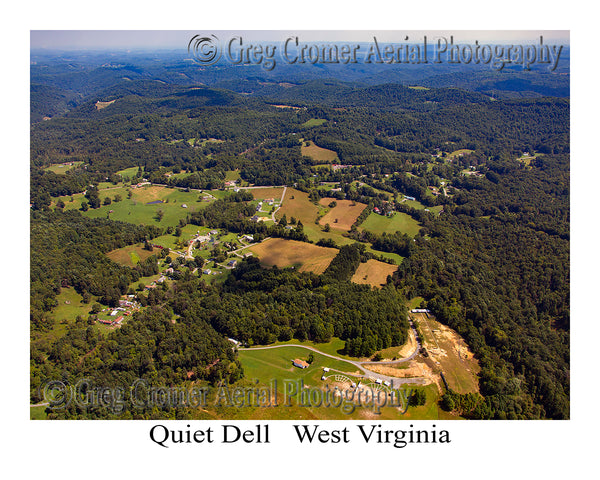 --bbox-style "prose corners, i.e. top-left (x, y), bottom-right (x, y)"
top-left (29, 30), bottom-right (570, 422)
